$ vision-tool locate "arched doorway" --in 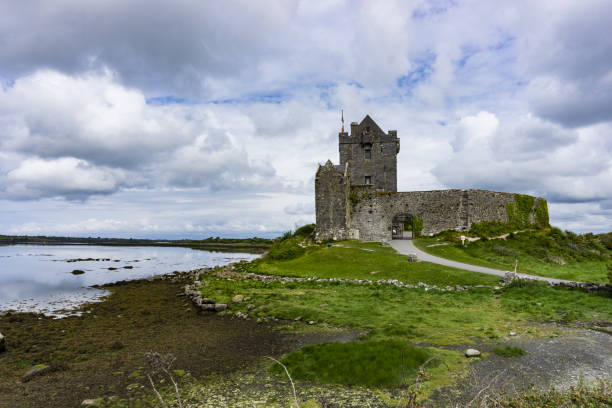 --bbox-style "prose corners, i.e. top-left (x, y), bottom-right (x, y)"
top-left (391, 214), bottom-right (413, 240)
